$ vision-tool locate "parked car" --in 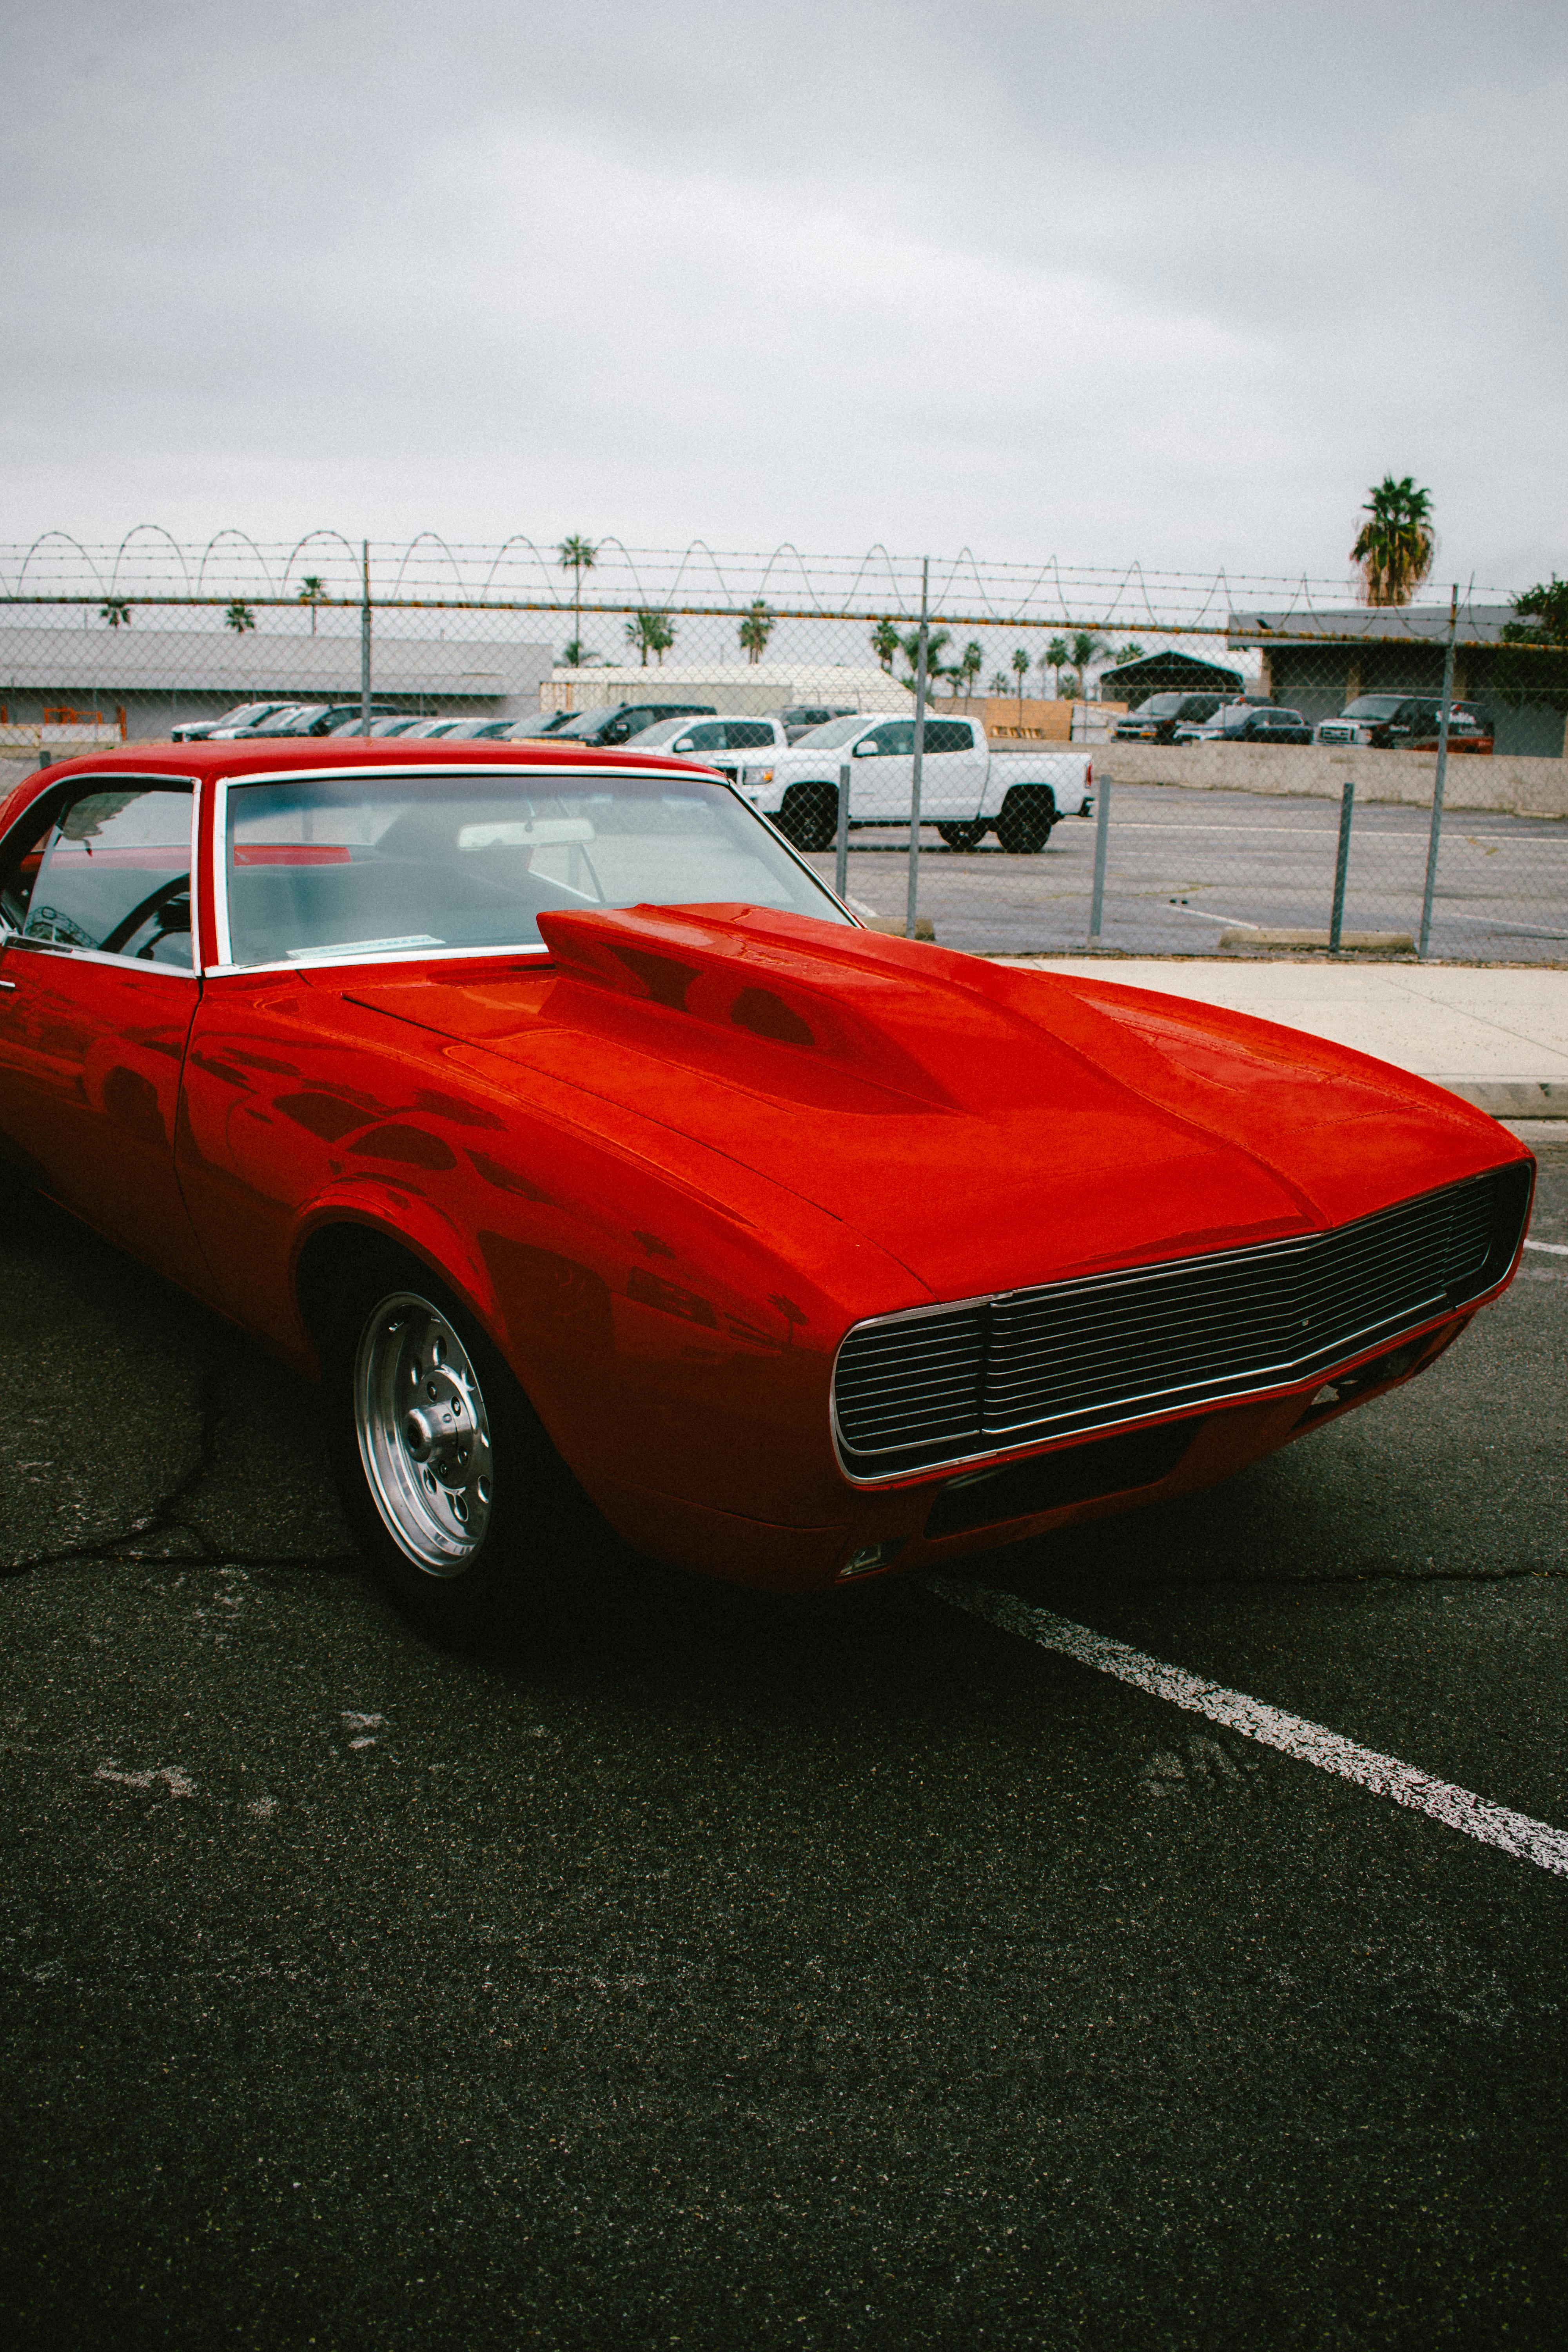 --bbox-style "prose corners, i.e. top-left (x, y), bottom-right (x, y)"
top-left (513, 702), bottom-right (718, 748)
top-left (245, 704), bottom-right (405, 739)
top-left (632, 714), bottom-right (791, 782)
top-left (171, 701), bottom-right (301, 742)
top-left (1173, 704), bottom-right (1313, 746)
top-left (1114, 693), bottom-right (1231, 744)
top-left (508, 711), bottom-right (579, 738)
top-left (0, 739), bottom-right (1533, 1639)
top-left (742, 711), bottom-right (1093, 852)
top-left (773, 703), bottom-right (858, 743)
top-left (1316, 696), bottom-right (1494, 753)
